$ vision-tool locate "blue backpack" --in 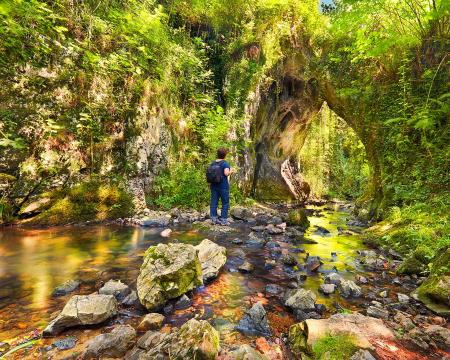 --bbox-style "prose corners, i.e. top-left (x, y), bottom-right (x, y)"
top-left (206, 161), bottom-right (224, 183)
